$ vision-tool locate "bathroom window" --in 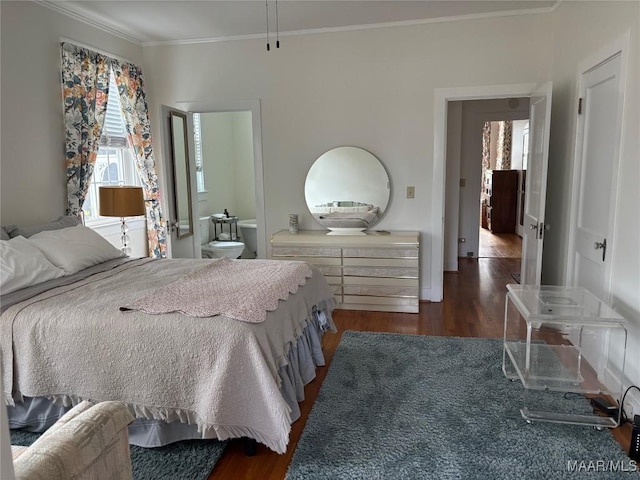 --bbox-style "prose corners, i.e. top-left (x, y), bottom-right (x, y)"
top-left (82, 70), bottom-right (142, 223)
top-left (193, 113), bottom-right (206, 193)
